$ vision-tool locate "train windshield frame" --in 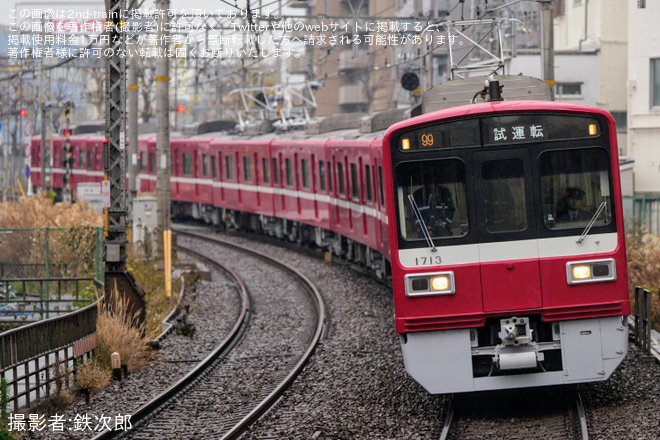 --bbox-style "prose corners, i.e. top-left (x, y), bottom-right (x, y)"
top-left (391, 112), bottom-right (617, 249)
